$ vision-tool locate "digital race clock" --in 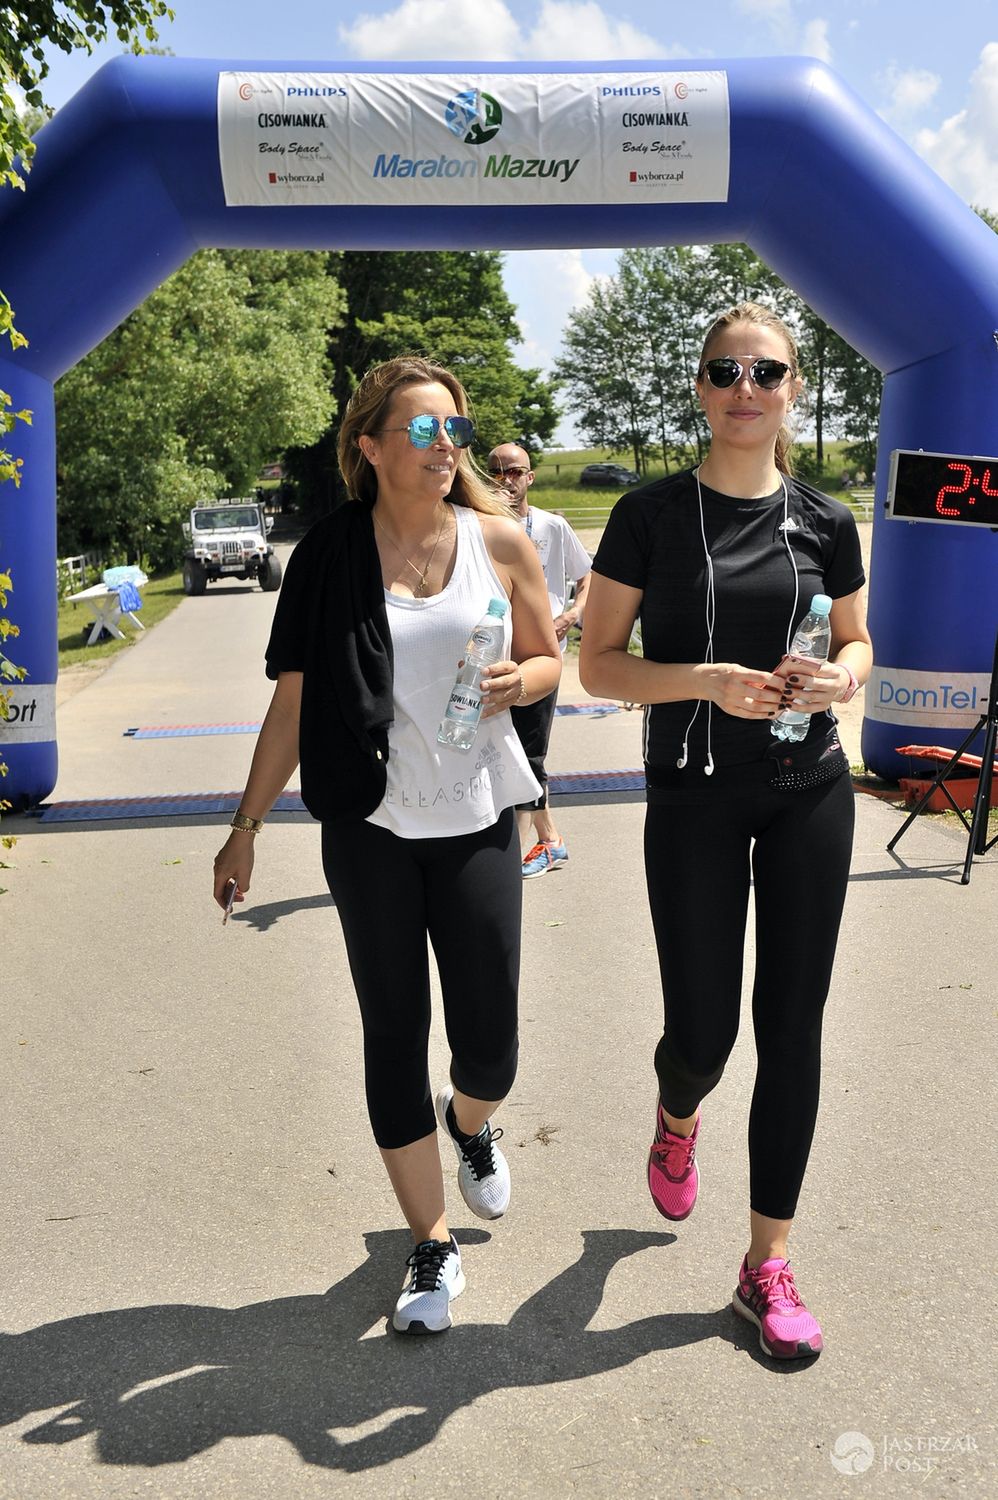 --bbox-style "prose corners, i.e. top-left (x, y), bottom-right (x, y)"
top-left (887, 449), bottom-right (998, 528)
